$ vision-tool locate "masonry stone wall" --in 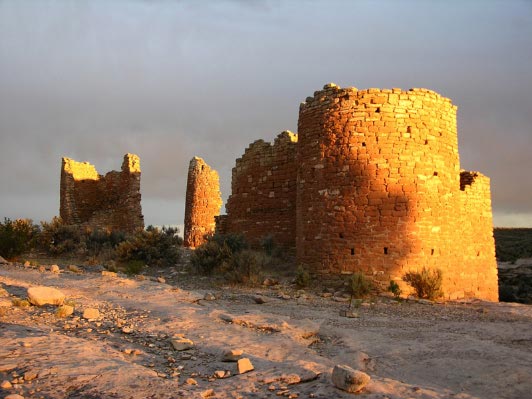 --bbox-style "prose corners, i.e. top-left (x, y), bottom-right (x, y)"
top-left (184, 157), bottom-right (222, 248)
top-left (60, 153), bottom-right (144, 233)
top-left (224, 131), bottom-right (298, 249)
top-left (296, 83), bottom-right (498, 301)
